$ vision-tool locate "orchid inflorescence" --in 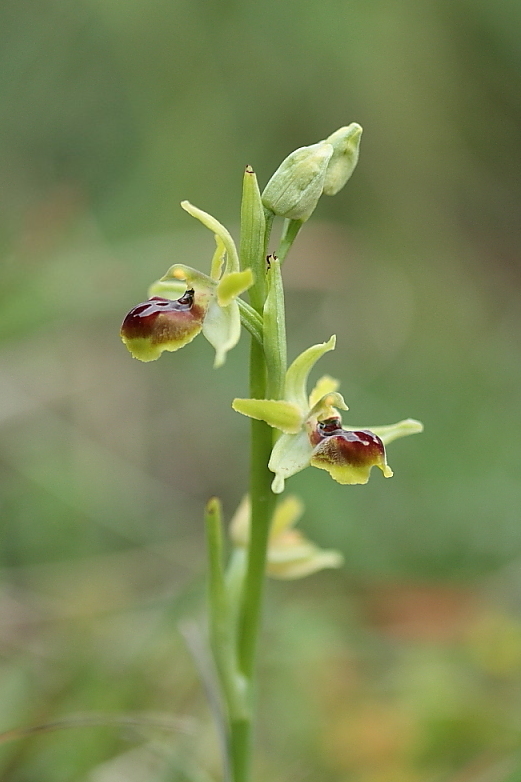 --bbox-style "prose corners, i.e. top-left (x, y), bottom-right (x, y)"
top-left (120, 123), bottom-right (422, 782)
